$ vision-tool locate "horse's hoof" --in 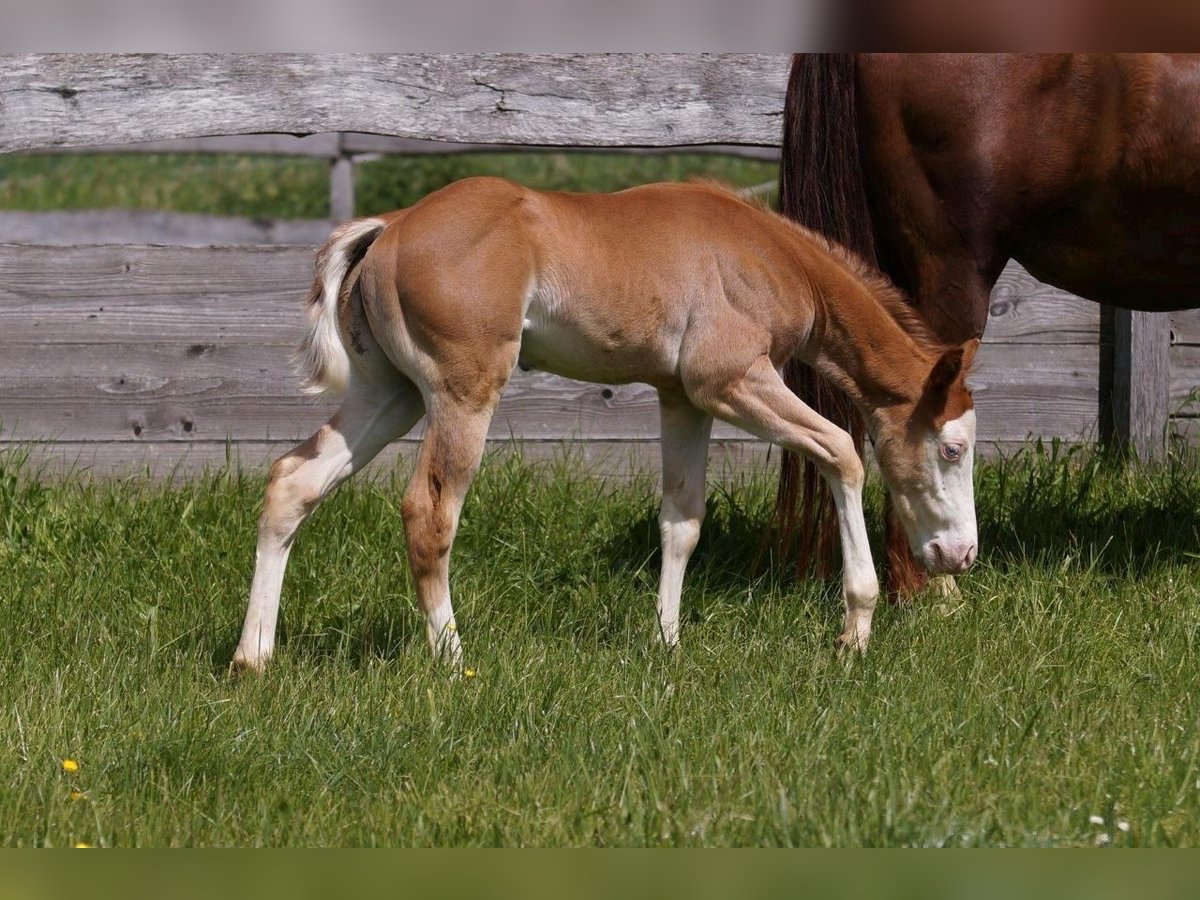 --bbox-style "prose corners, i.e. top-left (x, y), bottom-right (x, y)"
top-left (230, 652), bottom-right (269, 677)
top-left (836, 631), bottom-right (870, 655)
